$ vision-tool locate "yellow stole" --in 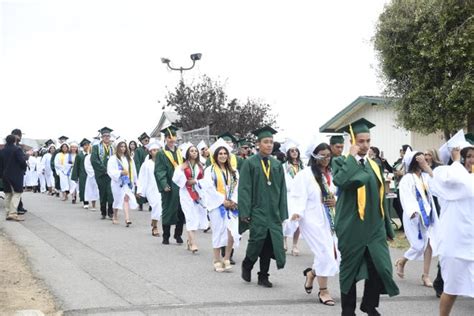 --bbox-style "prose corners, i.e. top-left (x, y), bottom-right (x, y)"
top-left (59, 153), bottom-right (65, 165)
top-left (212, 164), bottom-right (230, 195)
top-left (163, 148), bottom-right (183, 168)
top-left (357, 157), bottom-right (385, 220)
top-left (209, 153), bottom-right (237, 170)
